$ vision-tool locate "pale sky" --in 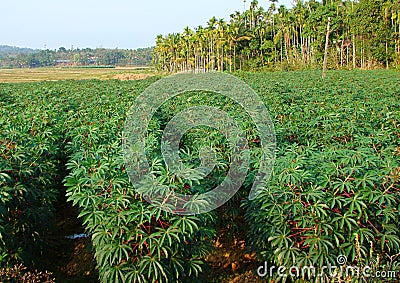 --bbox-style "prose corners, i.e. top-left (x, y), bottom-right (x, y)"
top-left (1, 0), bottom-right (293, 50)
